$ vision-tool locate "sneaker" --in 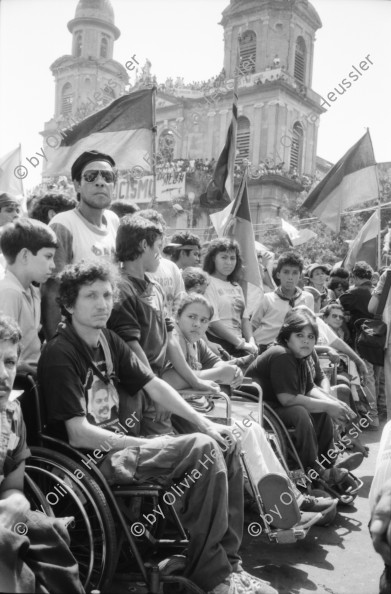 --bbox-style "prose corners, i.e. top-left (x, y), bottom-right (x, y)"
top-left (335, 452), bottom-right (364, 471)
top-left (208, 576), bottom-right (237, 594)
top-left (321, 467), bottom-right (348, 486)
top-left (300, 494), bottom-right (337, 513)
top-left (233, 570), bottom-right (278, 594)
